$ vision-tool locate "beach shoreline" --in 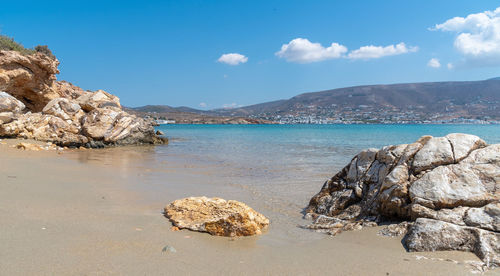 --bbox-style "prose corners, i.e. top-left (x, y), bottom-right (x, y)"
top-left (0, 138), bottom-right (494, 275)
